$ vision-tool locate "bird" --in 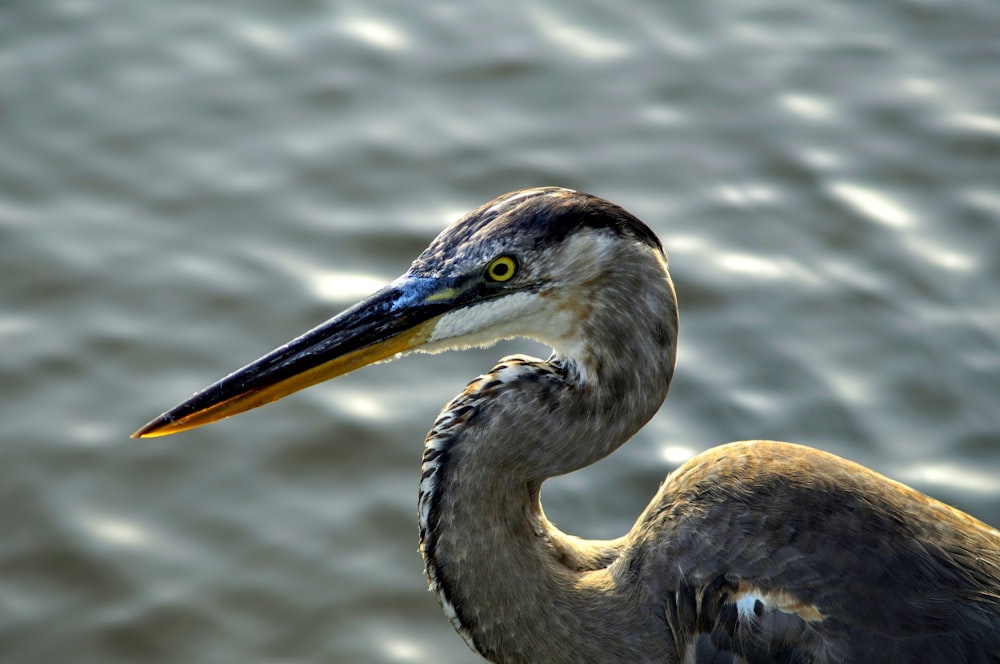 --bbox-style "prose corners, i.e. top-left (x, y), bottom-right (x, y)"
top-left (134, 187), bottom-right (1000, 663)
